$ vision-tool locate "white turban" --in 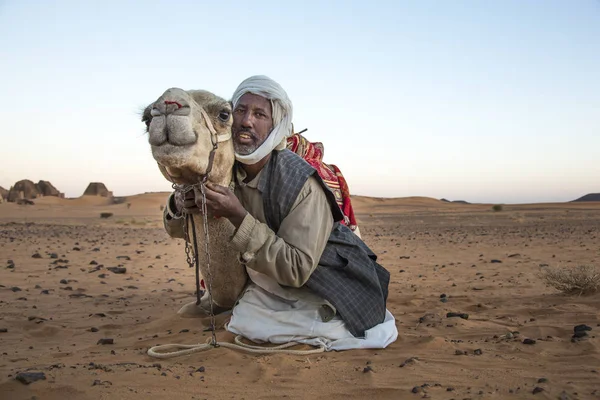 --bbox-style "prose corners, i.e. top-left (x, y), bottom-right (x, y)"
top-left (231, 75), bottom-right (293, 165)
